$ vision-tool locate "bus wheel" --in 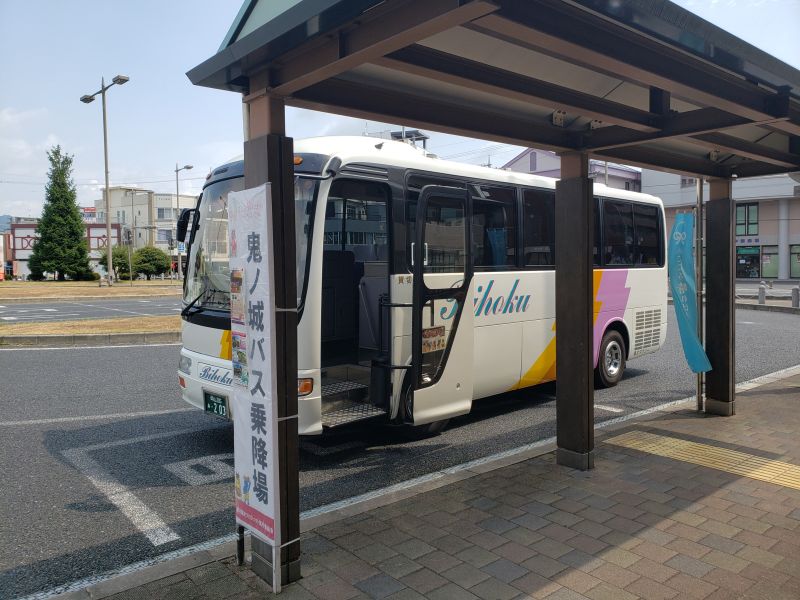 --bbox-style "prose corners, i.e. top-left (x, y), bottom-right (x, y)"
top-left (422, 419), bottom-right (450, 435)
top-left (402, 385), bottom-right (449, 436)
top-left (595, 330), bottom-right (626, 388)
